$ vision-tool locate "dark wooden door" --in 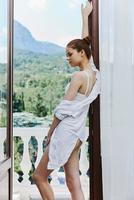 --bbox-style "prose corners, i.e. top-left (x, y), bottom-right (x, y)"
top-left (88, 0), bottom-right (103, 199)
